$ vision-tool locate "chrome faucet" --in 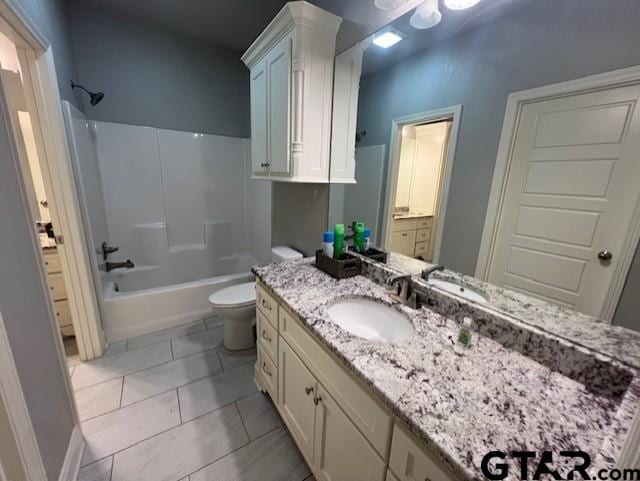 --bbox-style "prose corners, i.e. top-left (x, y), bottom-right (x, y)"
top-left (421, 264), bottom-right (445, 282)
top-left (385, 274), bottom-right (420, 309)
top-left (105, 259), bottom-right (134, 272)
